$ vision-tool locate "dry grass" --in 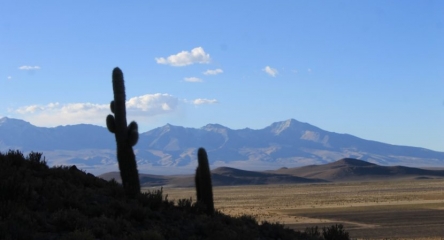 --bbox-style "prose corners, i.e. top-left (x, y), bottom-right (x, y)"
top-left (158, 178), bottom-right (444, 239)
